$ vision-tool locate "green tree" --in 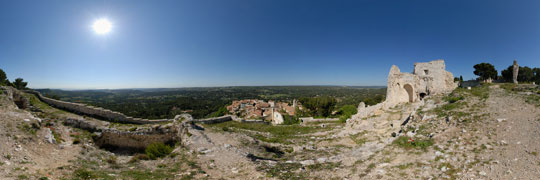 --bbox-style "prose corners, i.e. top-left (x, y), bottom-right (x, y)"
top-left (473, 63), bottom-right (497, 81)
top-left (518, 66), bottom-right (534, 82)
top-left (533, 68), bottom-right (540, 84)
top-left (298, 96), bottom-right (337, 117)
top-left (12, 78), bottom-right (28, 90)
top-left (0, 68), bottom-right (7, 86)
top-left (459, 76), bottom-right (463, 82)
top-left (501, 65), bottom-right (513, 82)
